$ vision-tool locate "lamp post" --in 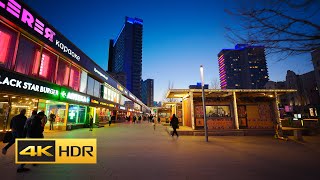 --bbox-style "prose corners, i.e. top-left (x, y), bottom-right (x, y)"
top-left (200, 65), bottom-right (208, 142)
